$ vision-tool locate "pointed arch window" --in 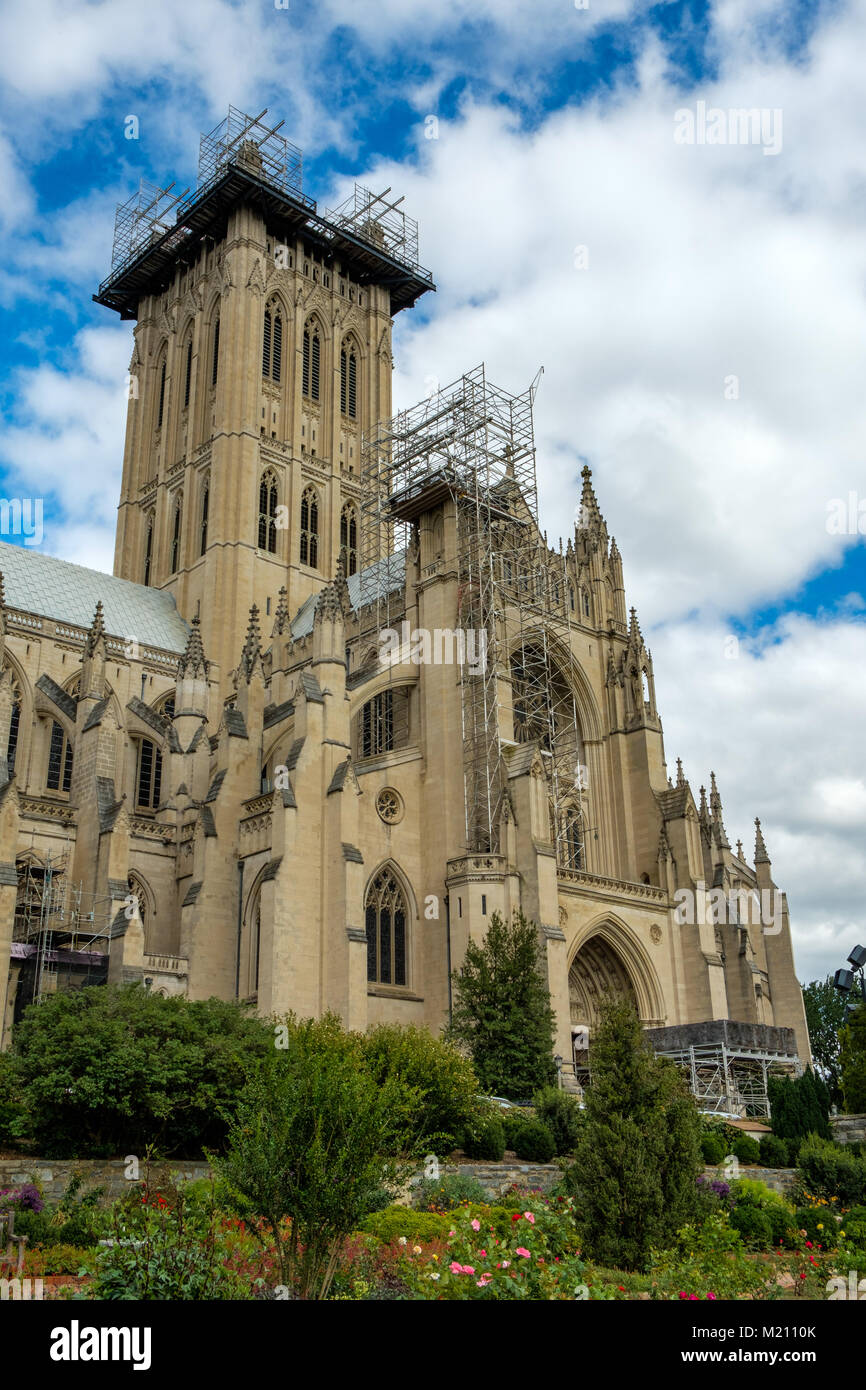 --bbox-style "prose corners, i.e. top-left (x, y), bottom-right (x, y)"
top-left (340, 343), bottom-right (357, 418)
top-left (340, 502), bottom-right (358, 576)
top-left (562, 808), bottom-right (584, 871)
top-left (300, 486), bottom-right (319, 568)
top-left (143, 510), bottom-right (154, 587)
top-left (258, 470), bottom-right (278, 553)
top-left (366, 867), bottom-right (408, 987)
top-left (156, 354), bottom-right (167, 430)
top-left (170, 493), bottom-right (183, 574)
top-left (183, 335), bottom-right (193, 409)
top-left (6, 687), bottom-right (21, 774)
top-left (46, 720), bottom-right (73, 793)
top-left (136, 738), bottom-right (163, 811)
top-left (199, 476), bottom-right (209, 557)
top-left (262, 299), bottom-right (282, 382)
top-left (211, 317), bottom-right (220, 387)
top-left (302, 323), bottom-right (320, 401)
